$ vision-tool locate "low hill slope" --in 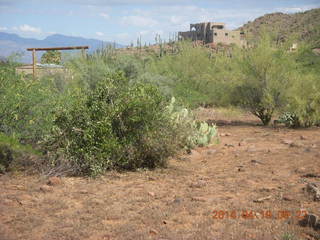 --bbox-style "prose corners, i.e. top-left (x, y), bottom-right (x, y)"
top-left (239, 8), bottom-right (320, 47)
